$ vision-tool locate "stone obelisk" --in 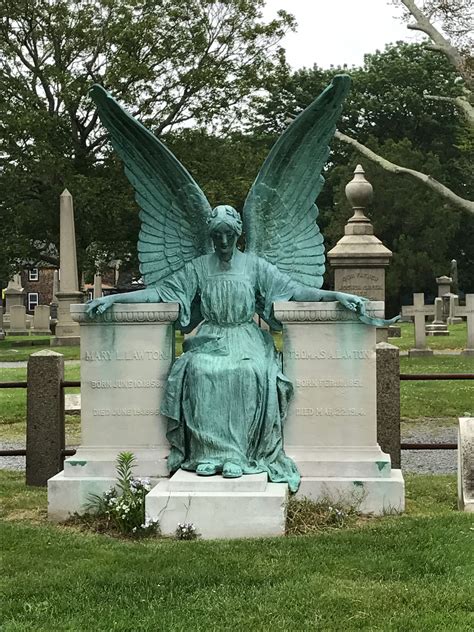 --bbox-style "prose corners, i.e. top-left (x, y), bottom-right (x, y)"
top-left (51, 190), bottom-right (83, 346)
top-left (93, 272), bottom-right (103, 299)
